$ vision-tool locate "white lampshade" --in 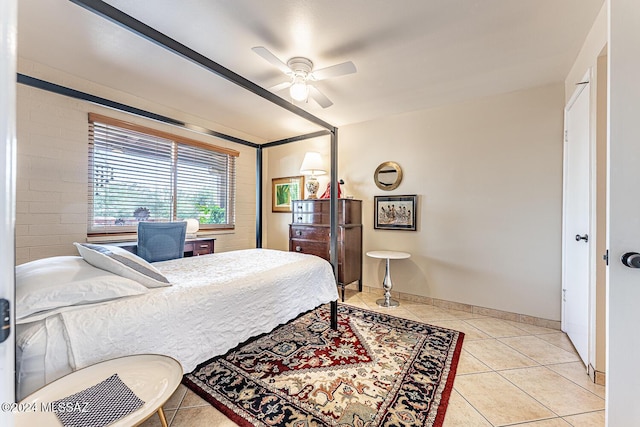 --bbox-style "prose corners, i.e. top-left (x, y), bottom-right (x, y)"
top-left (299, 152), bottom-right (327, 176)
top-left (185, 218), bottom-right (199, 235)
